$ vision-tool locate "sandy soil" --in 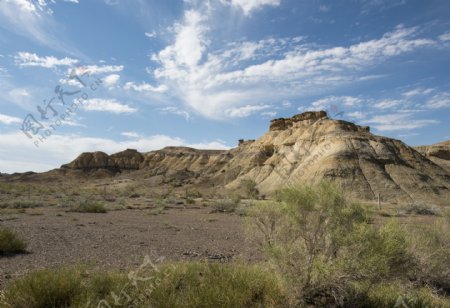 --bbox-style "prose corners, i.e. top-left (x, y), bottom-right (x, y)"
top-left (0, 206), bottom-right (262, 289)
